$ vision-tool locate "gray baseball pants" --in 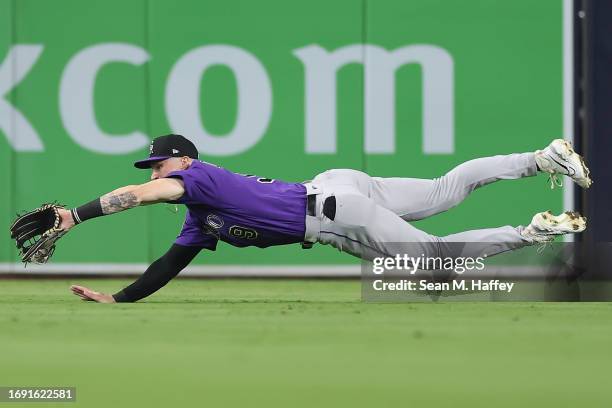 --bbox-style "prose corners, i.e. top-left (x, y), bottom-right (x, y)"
top-left (303, 152), bottom-right (538, 262)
